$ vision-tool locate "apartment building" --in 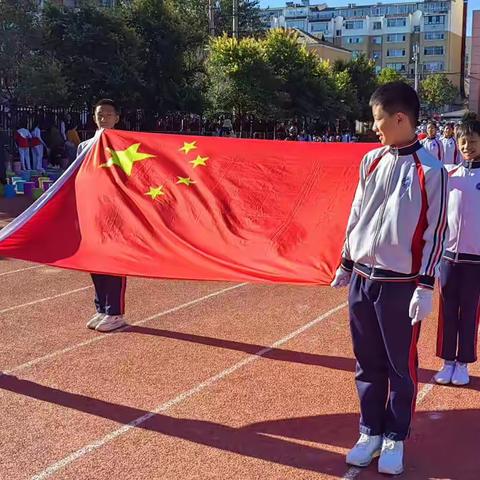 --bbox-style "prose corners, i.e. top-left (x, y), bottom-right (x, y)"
top-left (262, 1), bottom-right (466, 86)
